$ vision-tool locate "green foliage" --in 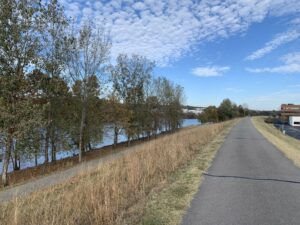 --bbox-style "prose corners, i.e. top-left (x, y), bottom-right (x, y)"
top-left (198, 99), bottom-right (248, 123)
top-left (218, 98), bottom-right (235, 121)
top-left (0, 1), bottom-right (186, 185)
top-left (198, 106), bottom-right (219, 123)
